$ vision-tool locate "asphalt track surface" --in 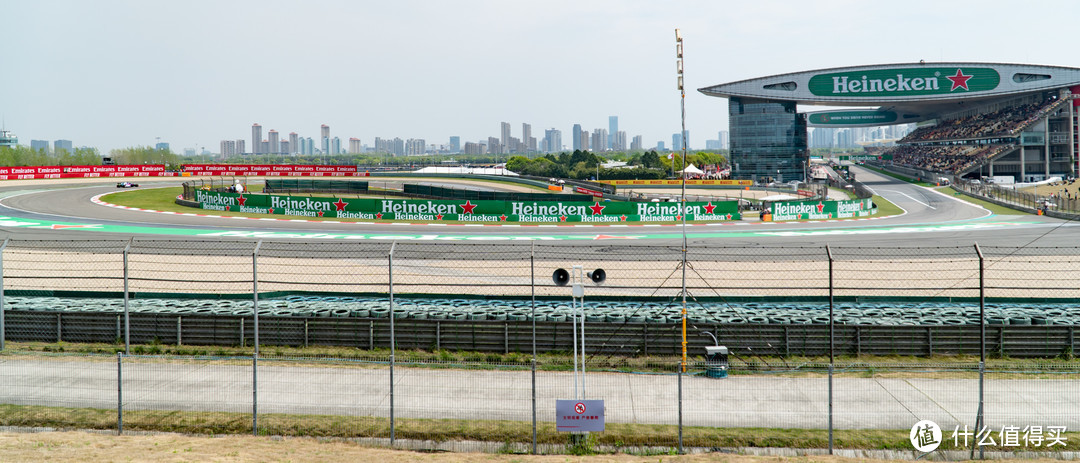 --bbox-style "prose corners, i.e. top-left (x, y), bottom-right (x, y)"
top-left (0, 166), bottom-right (1073, 247)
